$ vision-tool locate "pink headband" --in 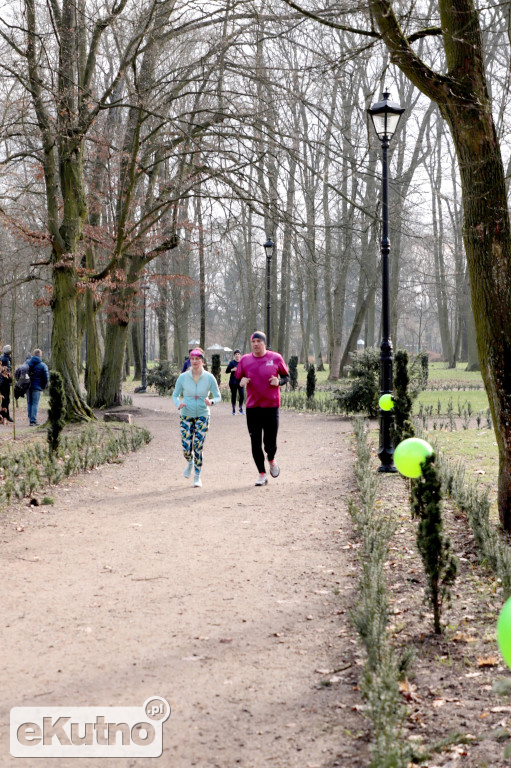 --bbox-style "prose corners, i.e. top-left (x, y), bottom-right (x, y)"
top-left (189, 349), bottom-right (204, 359)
